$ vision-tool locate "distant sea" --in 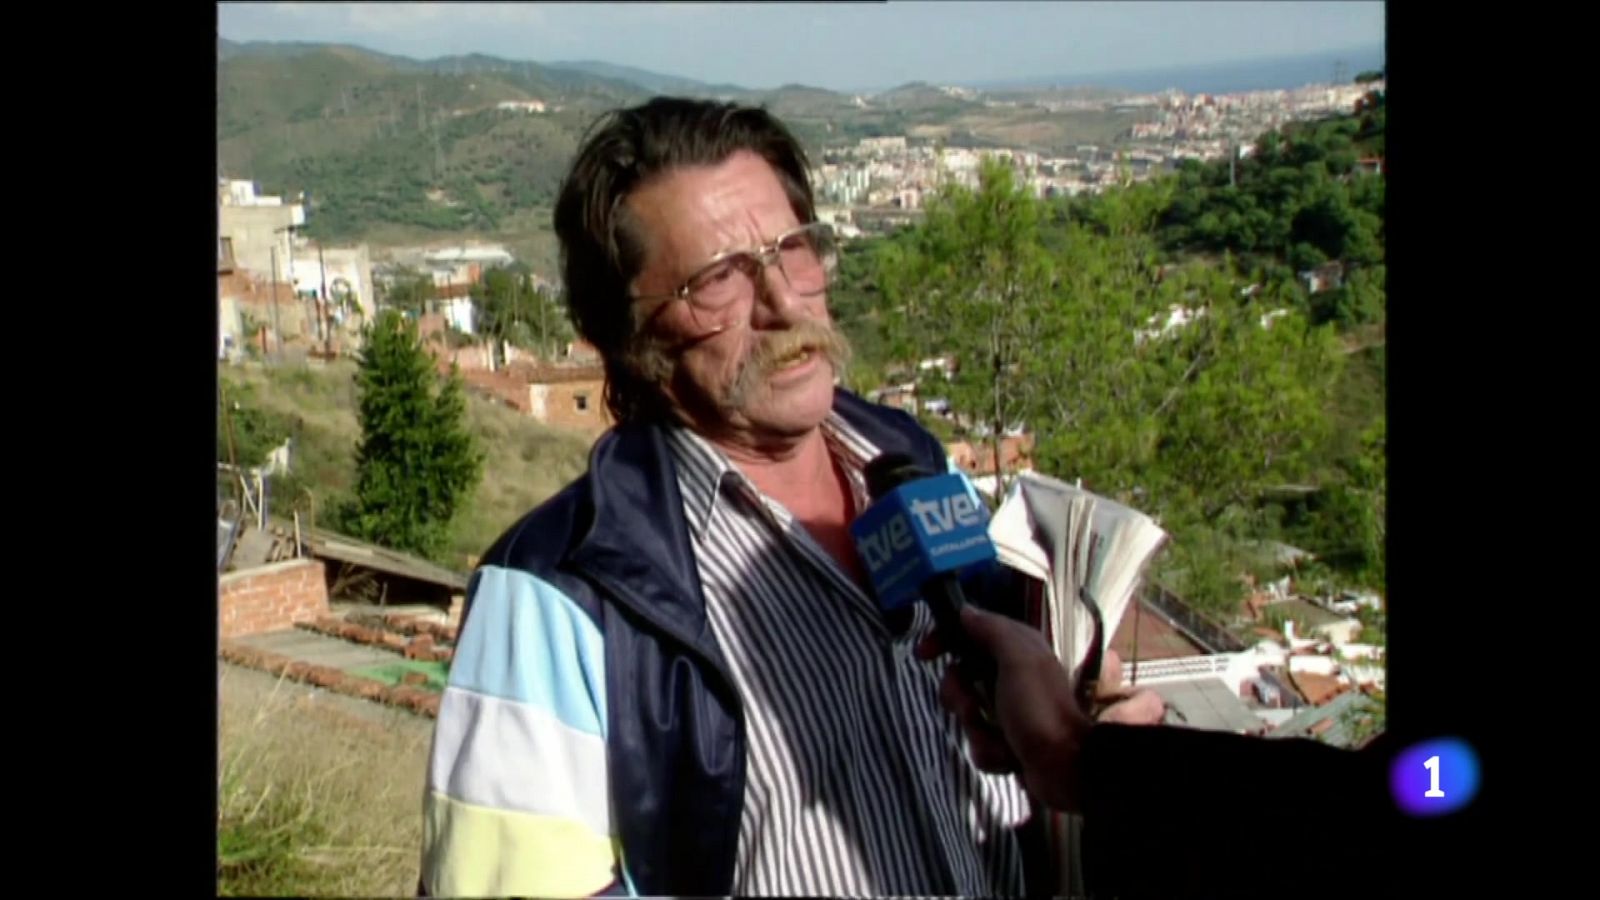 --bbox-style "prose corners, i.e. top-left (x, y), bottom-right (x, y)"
top-left (965, 45), bottom-right (1386, 95)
